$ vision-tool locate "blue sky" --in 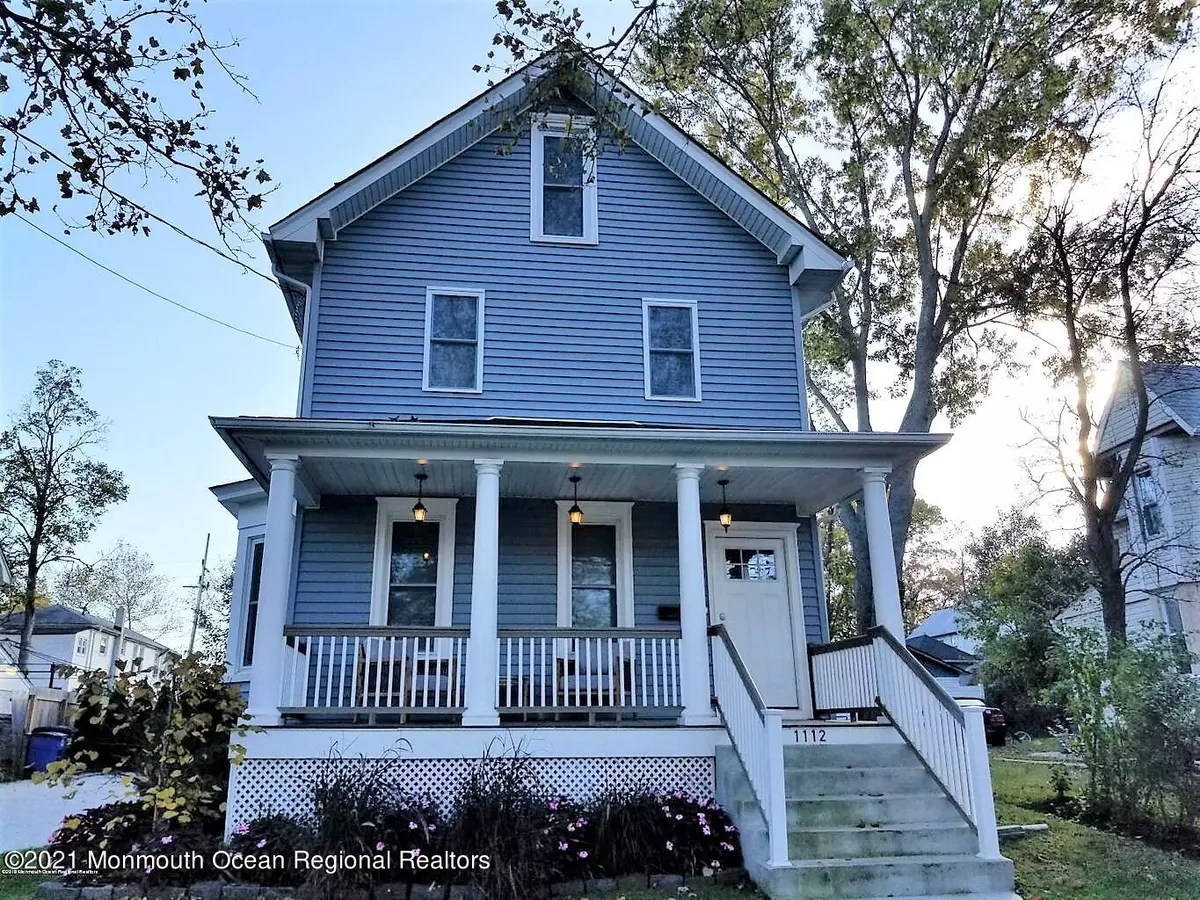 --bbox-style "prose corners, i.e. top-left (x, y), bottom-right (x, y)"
top-left (0, 0), bottom-right (1055, 645)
